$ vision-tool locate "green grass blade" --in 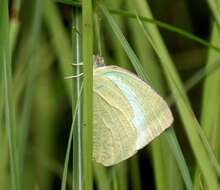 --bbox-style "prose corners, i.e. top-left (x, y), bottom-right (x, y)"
top-left (184, 57), bottom-right (220, 93)
top-left (0, 45), bottom-right (4, 129)
top-left (201, 1), bottom-right (220, 149)
top-left (44, 0), bottom-right (72, 100)
top-left (164, 56), bottom-right (220, 107)
top-left (82, 0), bottom-right (93, 189)
top-left (102, 0), bottom-right (132, 70)
top-left (125, 2), bottom-right (172, 189)
top-left (93, 163), bottom-right (111, 190)
top-left (136, 5), bottom-right (220, 178)
top-left (165, 127), bottom-right (192, 189)
top-left (72, 7), bottom-right (83, 190)
top-left (0, 0), bottom-right (20, 189)
top-left (9, 0), bottom-right (22, 54)
top-left (151, 139), bottom-right (167, 190)
top-left (99, 3), bottom-right (193, 190)
top-left (54, 0), bottom-right (220, 54)
top-left (206, 0), bottom-right (220, 31)
top-left (94, 12), bottom-right (102, 56)
top-left (98, 4), bottom-right (149, 82)
top-left (194, 3), bottom-right (220, 187)
top-left (112, 168), bottom-right (119, 190)
top-left (12, 0), bottom-right (22, 13)
top-left (32, 46), bottom-right (58, 190)
top-left (135, 2), bottom-right (220, 189)
top-left (115, 162), bottom-right (129, 190)
top-left (129, 156), bottom-right (142, 190)
top-left (54, 0), bottom-right (81, 7)
top-left (125, 0), bottom-right (161, 87)
top-left (18, 0), bottom-right (43, 178)
top-left (109, 9), bottom-right (220, 53)
top-left (33, 147), bottom-right (73, 187)
top-left (61, 83), bottom-right (84, 190)
top-left (0, 131), bottom-right (9, 189)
